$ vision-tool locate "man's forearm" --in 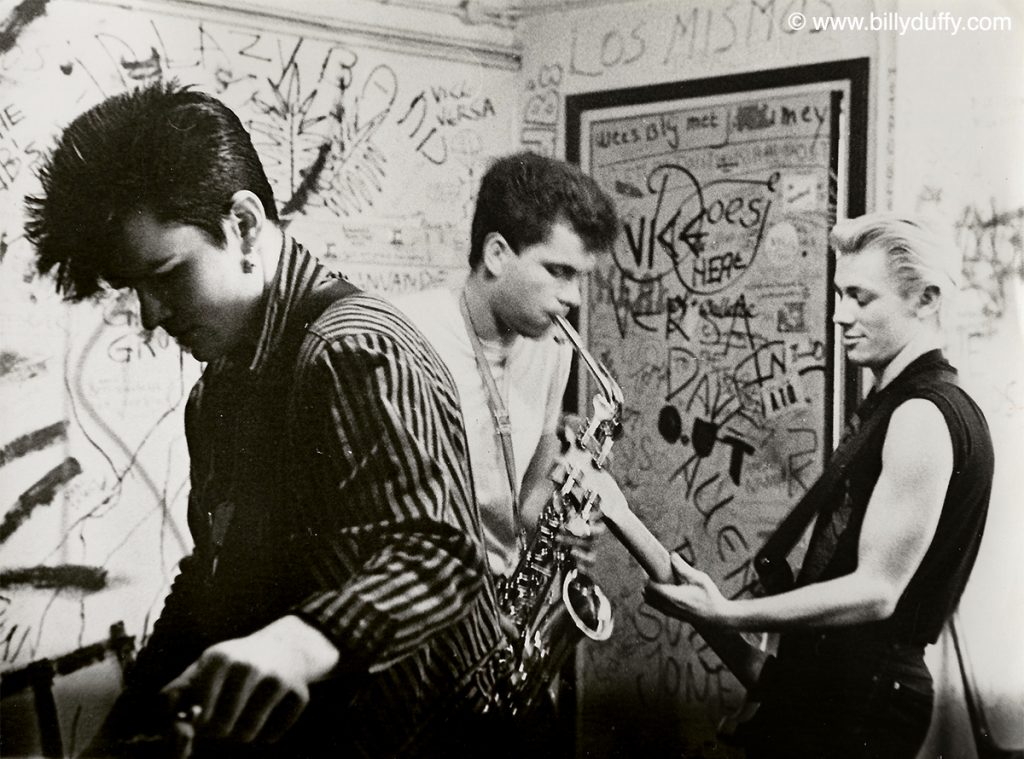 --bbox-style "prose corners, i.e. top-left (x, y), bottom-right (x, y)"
top-left (722, 571), bottom-right (895, 632)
